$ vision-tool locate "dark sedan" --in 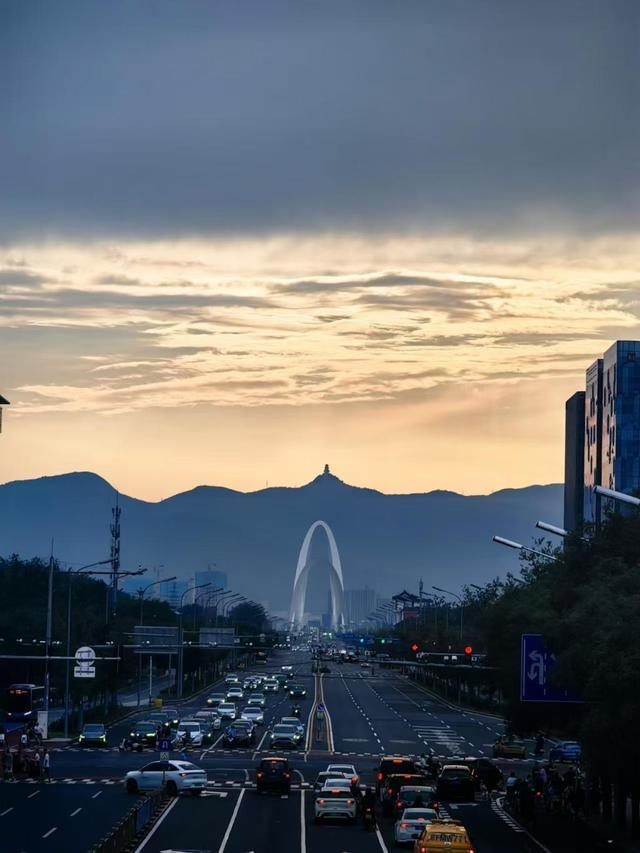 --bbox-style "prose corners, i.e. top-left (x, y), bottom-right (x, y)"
top-left (222, 721), bottom-right (256, 747)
